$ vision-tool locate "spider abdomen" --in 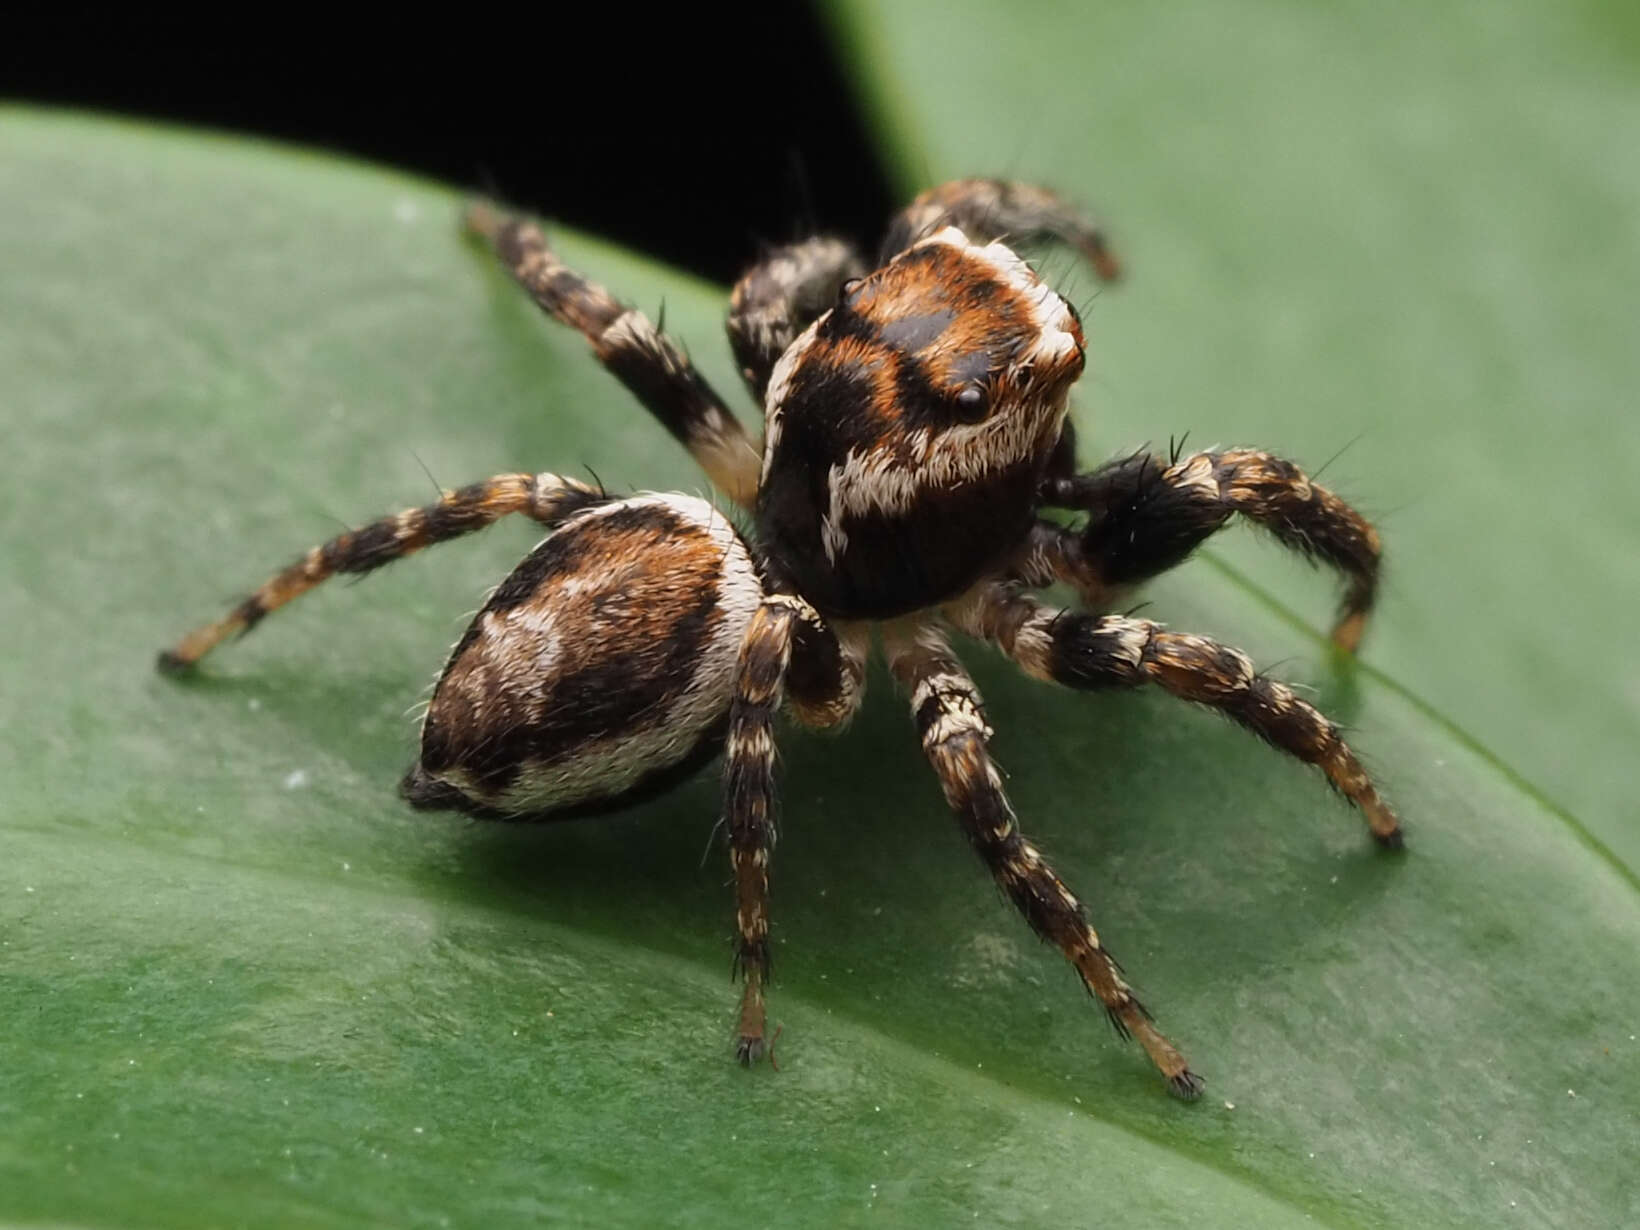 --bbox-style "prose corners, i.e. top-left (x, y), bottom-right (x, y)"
top-left (401, 494), bottom-right (761, 820)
